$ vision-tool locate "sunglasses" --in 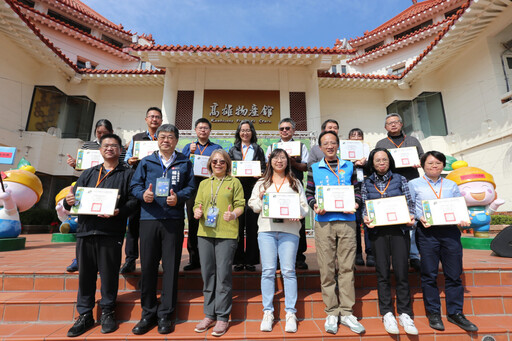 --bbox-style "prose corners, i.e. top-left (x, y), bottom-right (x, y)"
top-left (279, 126), bottom-right (292, 131)
top-left (212, 160), bottom-right (226, 165)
